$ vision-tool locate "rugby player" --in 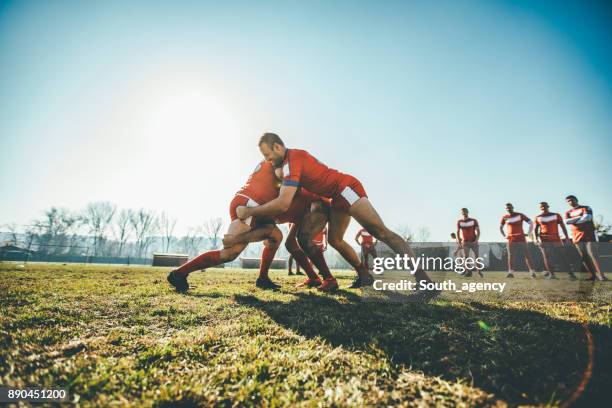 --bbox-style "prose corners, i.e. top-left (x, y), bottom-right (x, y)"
top-left (166, 160), bottom-right (285, 292)
top-left (534, 202), bottom-right (576, 280)
top-left (355, 228), bottom-right (377, 269)
top-left (565, 195), bottom-right (607, 281)
top-left (456, 208), bottom-right (482, 277)
top-left (500, 203), bottom-right (537, 278)
top-left (236, 133), bottom-right (436, 295)
top-left (226, 188), bottom-right (338, 291)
